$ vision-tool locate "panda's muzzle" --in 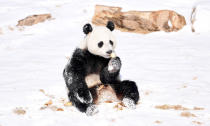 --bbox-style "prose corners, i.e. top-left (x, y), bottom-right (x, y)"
top-left (106, 50), bottom-right (112, 55)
